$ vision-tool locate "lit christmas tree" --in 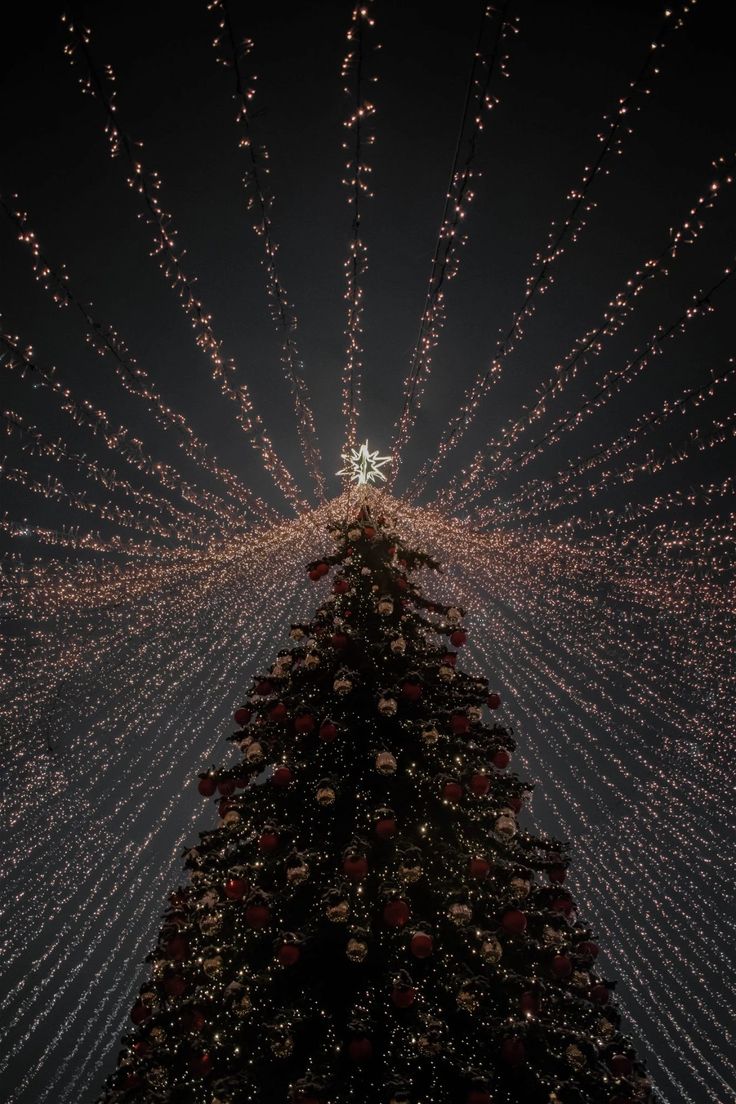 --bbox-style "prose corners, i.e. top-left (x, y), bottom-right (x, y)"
top-left (99, 498), bottom-right (653, 1104)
